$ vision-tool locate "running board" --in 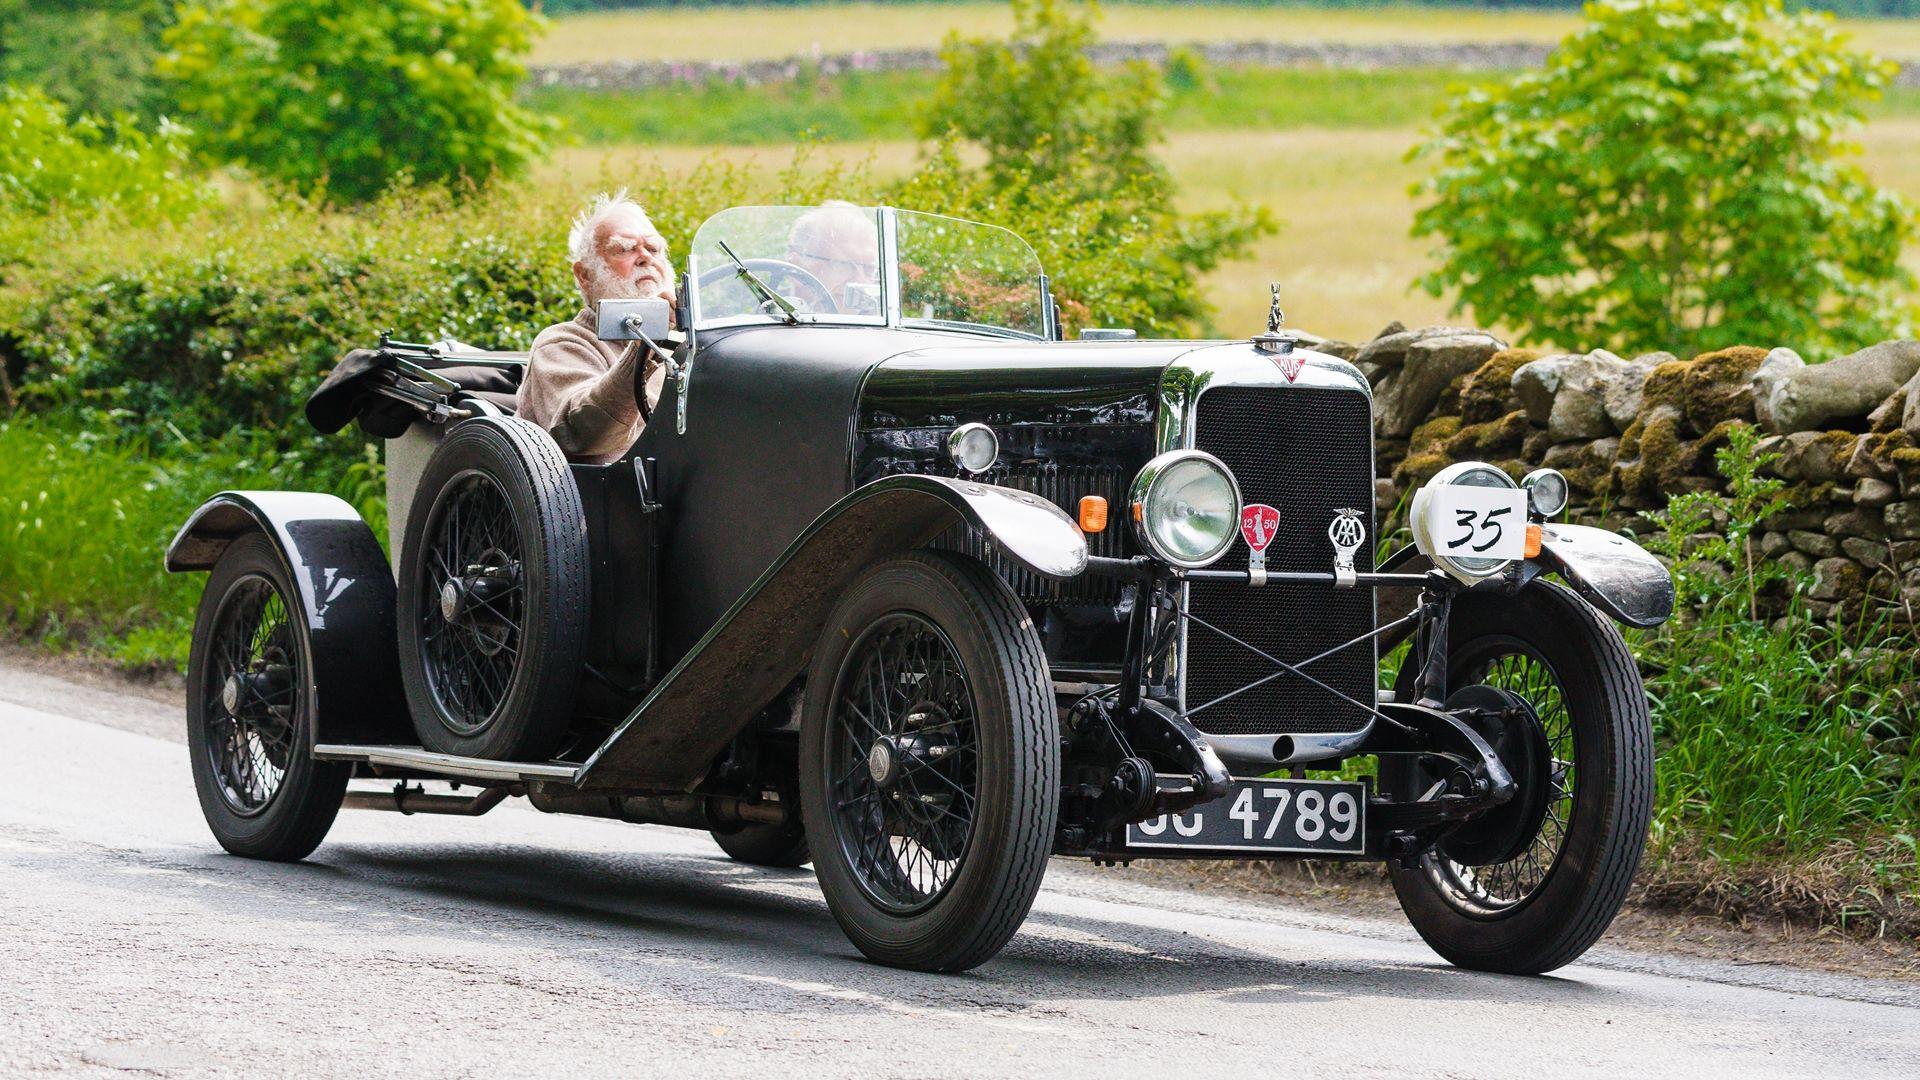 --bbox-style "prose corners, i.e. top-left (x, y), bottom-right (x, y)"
top-left (313, 744), bottom-right (581, 785)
